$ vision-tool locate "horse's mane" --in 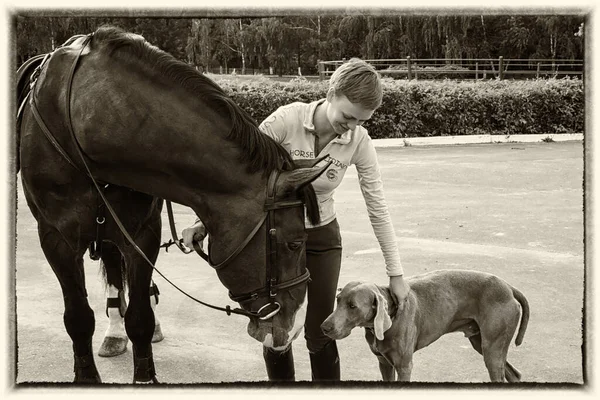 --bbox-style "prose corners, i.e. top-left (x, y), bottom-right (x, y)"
top-left (90, 26), bottom-right (320, 224)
